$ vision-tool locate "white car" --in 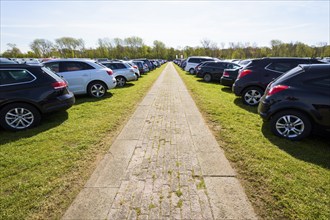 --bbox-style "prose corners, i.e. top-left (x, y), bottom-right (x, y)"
top-left (100, 61), bottom-right (137, 87)
top-left (44, 59), bottom-right (117, 98)
top-left (124, 61), bottom-right (141, 78)
top-left (184, 56), bottom-right (217, 74)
